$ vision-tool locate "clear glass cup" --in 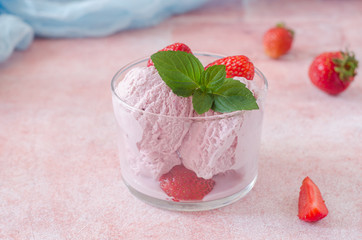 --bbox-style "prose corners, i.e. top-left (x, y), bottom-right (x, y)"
top-left (111, 53), bottom-right (268, 211)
